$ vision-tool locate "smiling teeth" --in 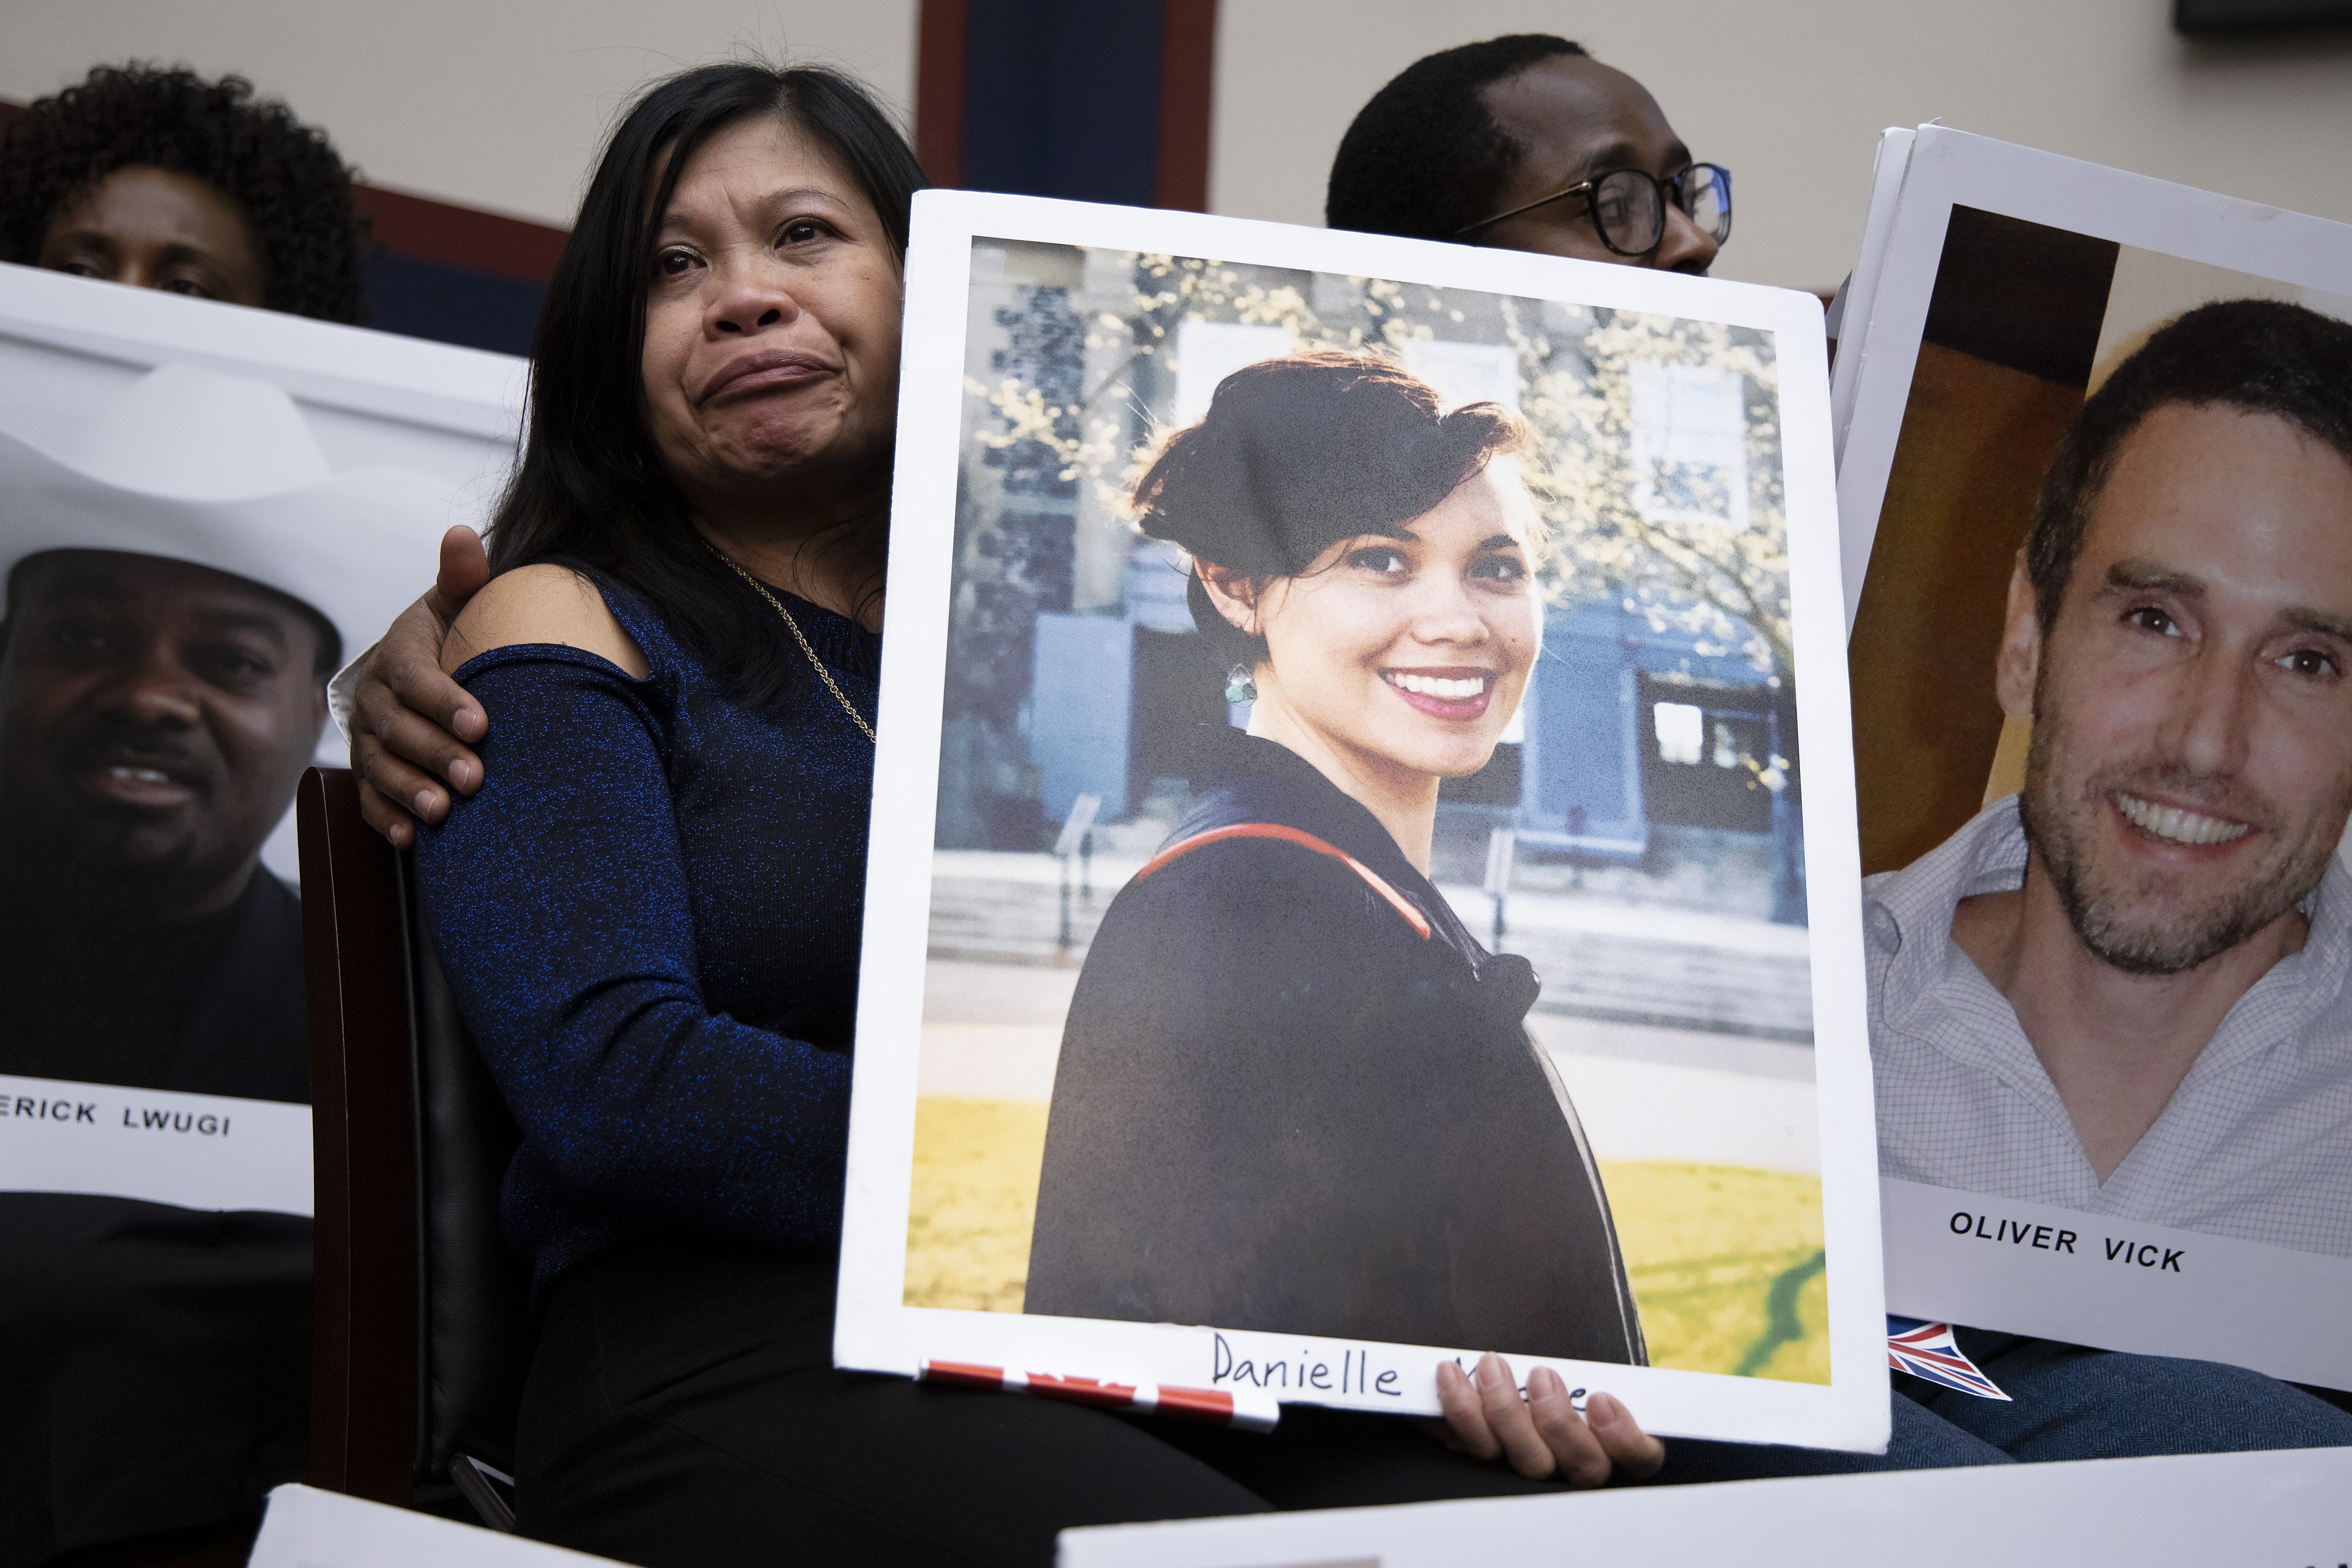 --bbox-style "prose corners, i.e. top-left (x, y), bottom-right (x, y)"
top-left (2116, 792), bottom-right (2251, 846)
top-left (1387, 673), bottom-right (1487, 700)
top-left (108, 766), bottom-right (172, 784)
